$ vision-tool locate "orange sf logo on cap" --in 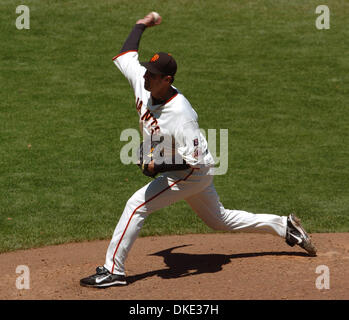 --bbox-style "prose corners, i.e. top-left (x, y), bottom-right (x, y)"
top-left (150, 54), bottom-right (159, 62)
